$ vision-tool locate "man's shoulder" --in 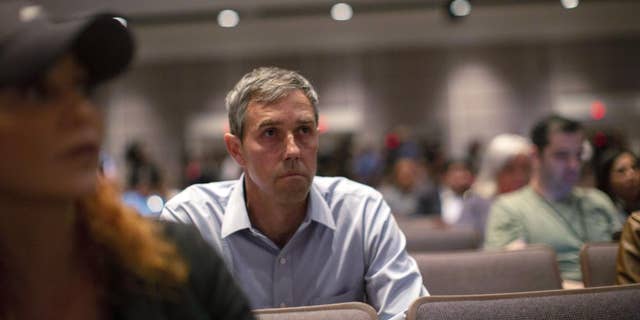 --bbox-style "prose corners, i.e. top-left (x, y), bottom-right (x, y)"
top-left (488, 187), bottom-right (546, 222)
top-left (165, 180), bottom-right (238, 209)
top-left (313, 176), bottom-right (383, 202)
top-left (574, 187), bottom-right (612, 204)
top-left (574, 187), bottom-right (620, 219)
